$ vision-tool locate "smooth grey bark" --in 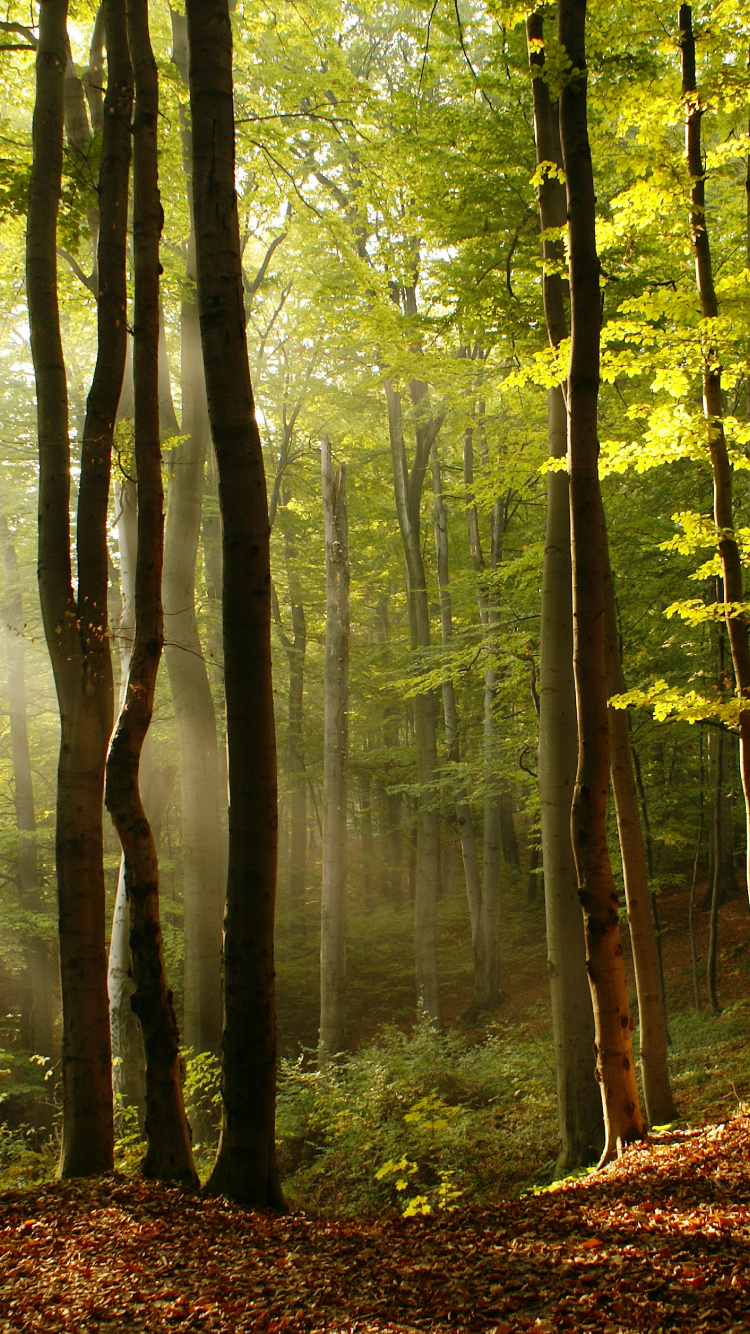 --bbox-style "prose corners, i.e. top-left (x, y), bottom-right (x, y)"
top-left (430, 443), bottom-right (482, 957)
top-left (462, 418), bottom-right (502, 1016)
top-left (319, 437), bottom-right (349, 1059)
top-left (269, 443), bottom-right (307, 911)
top-left (108, 476), bottom-right (144, 1121)
top-left (538, 388), bottom-right (603, 1171)
top-left (0, 518), bottom-right (55, 1057)
top-left (385, 371), bottom-right (443, 1028)
top-left (105, 0), bottom-right (196, 1185)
